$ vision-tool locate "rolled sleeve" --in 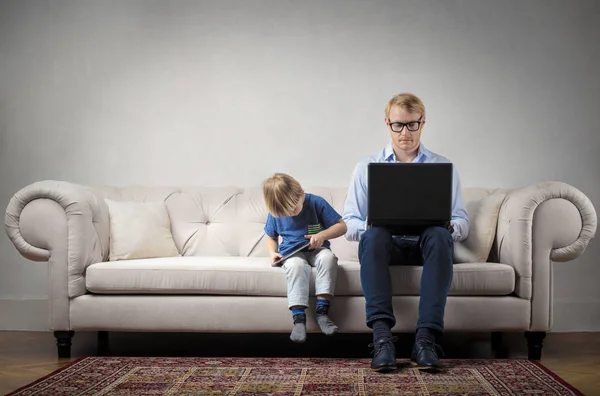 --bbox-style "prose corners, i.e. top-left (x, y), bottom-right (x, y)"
top-left (342, 162), bottom-right (369, 242)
